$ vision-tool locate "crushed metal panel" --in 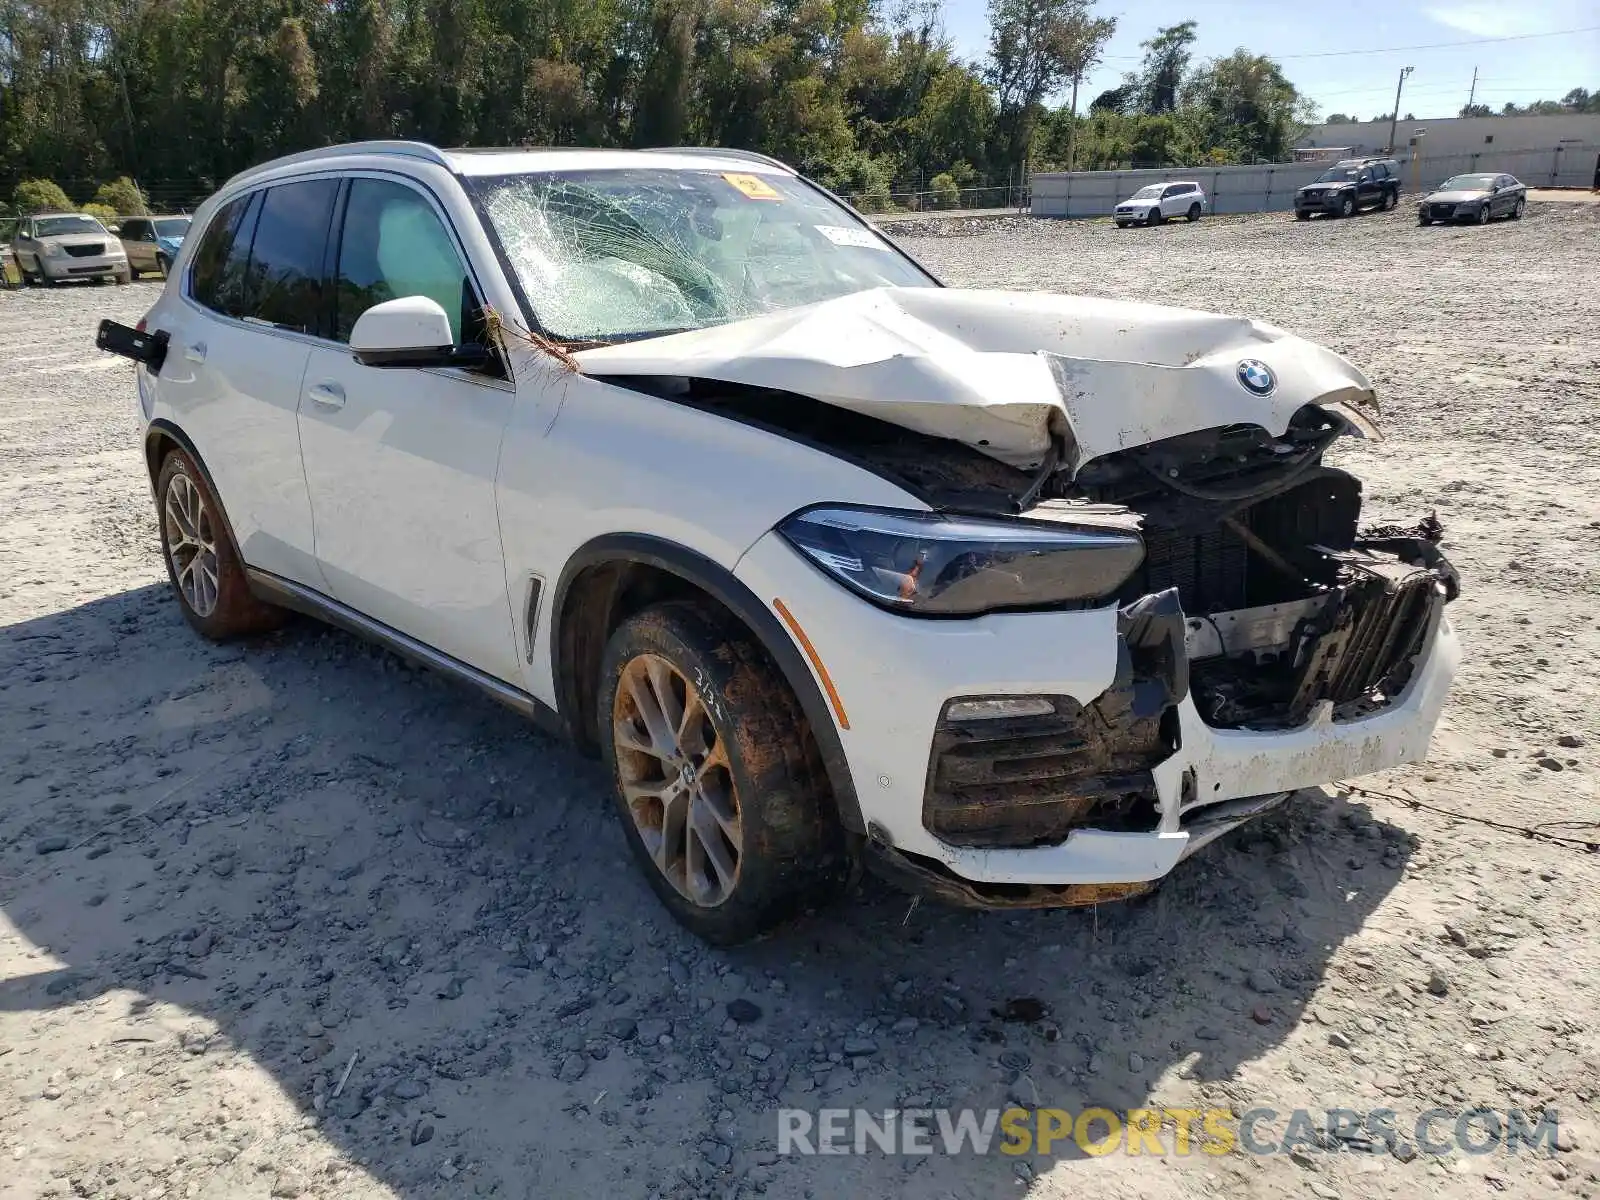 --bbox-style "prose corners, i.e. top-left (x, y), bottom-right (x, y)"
top-left (576, 286), bottom-right (1380, 472)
